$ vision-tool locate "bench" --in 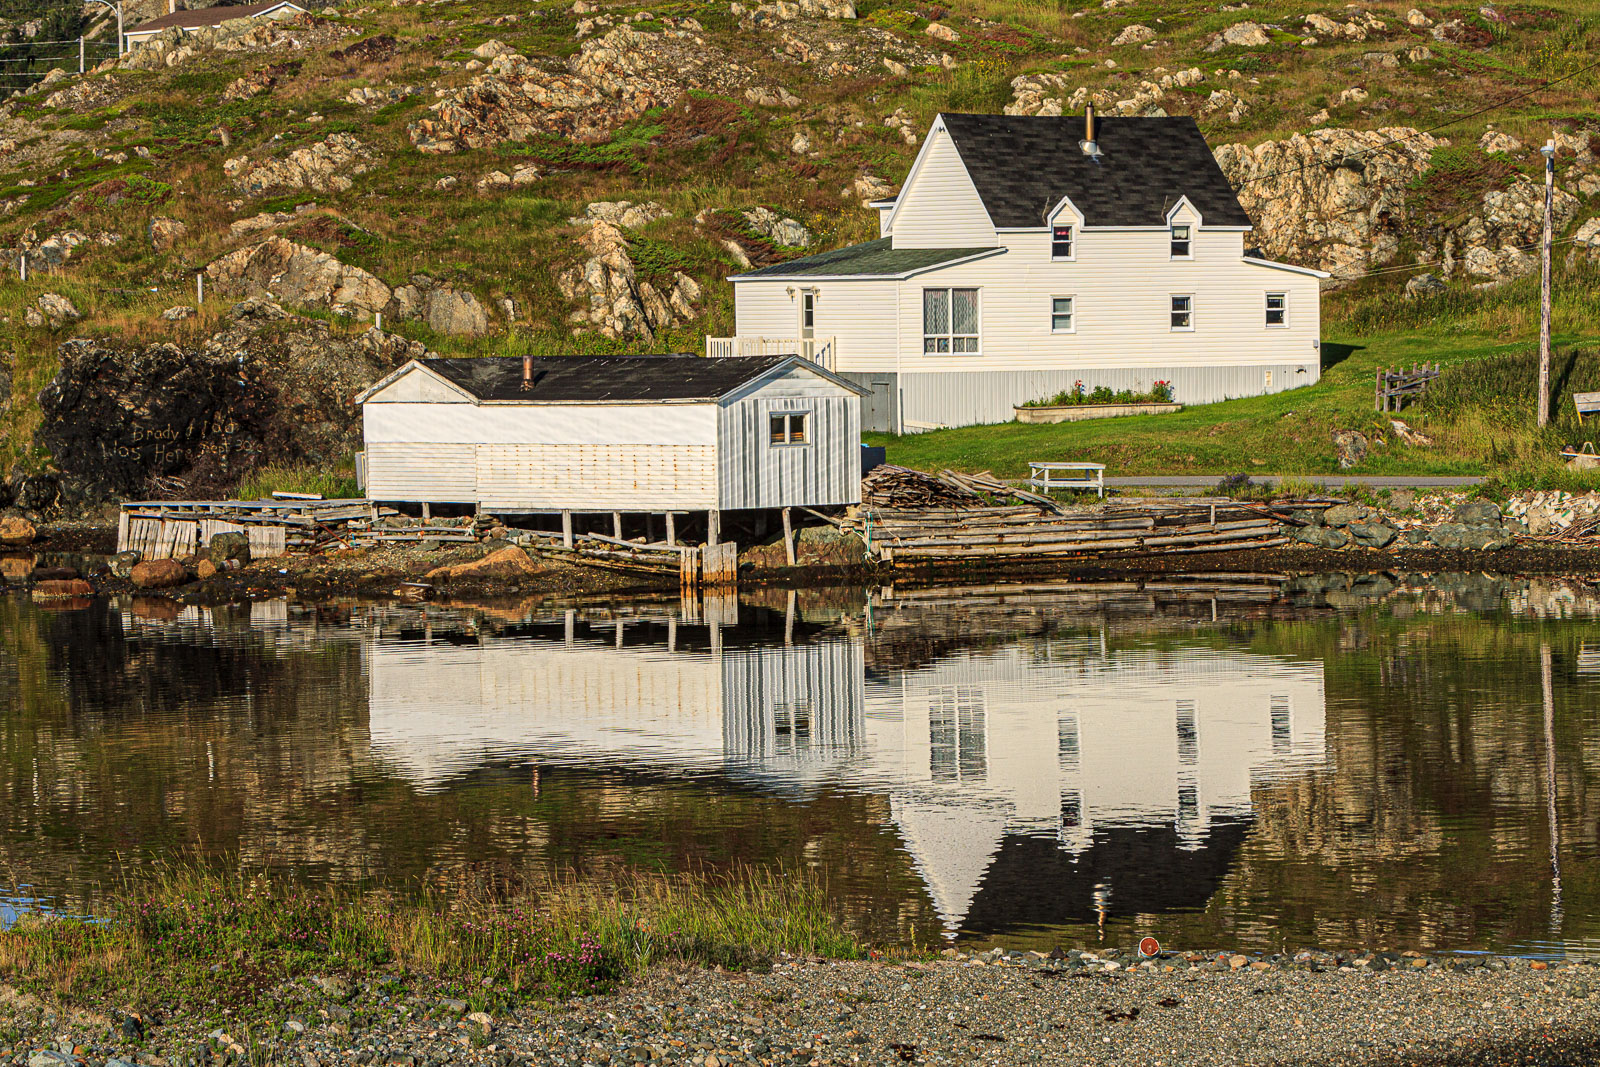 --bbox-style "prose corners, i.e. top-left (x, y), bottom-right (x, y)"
top-left (1028, 461), bottom-right (1106, 498)
top-left (1575, 391), bottom-right (1600, 425)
